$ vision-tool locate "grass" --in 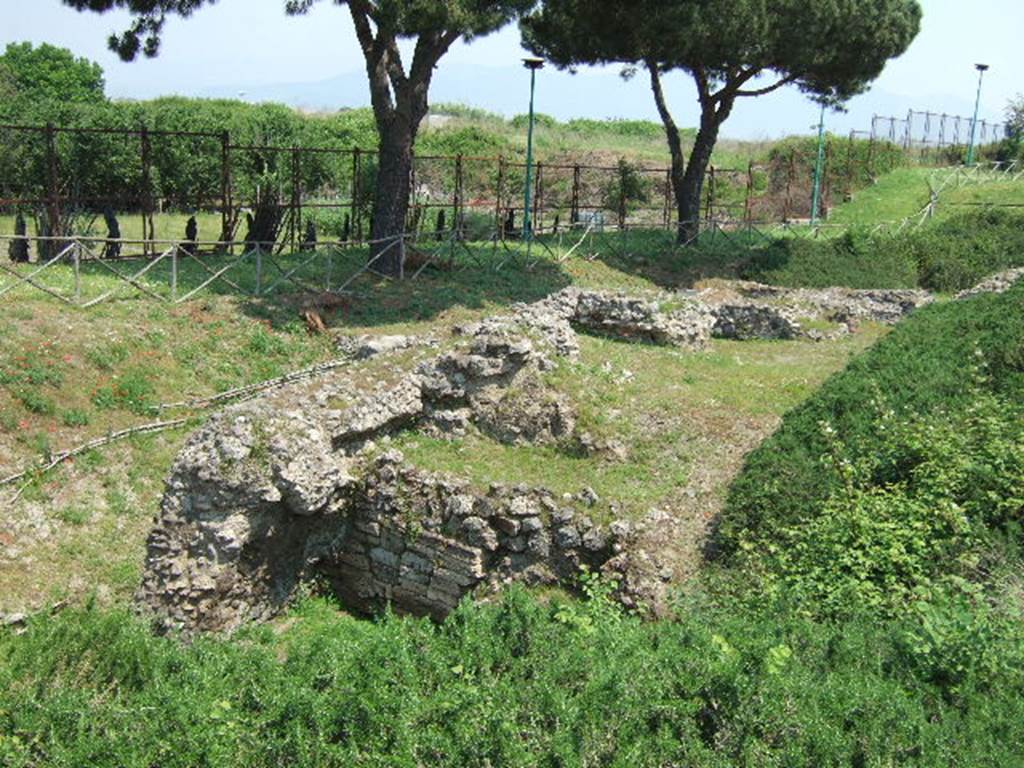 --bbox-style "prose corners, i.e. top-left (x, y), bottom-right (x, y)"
top-left (826, 164), bottom-right (1024, 228)
top-left (396, 330), bottom-right (882, 524)
top-left (826, 166), bottom-right (935, 226)
top-left (0, 210), bottom-right (224, 244)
